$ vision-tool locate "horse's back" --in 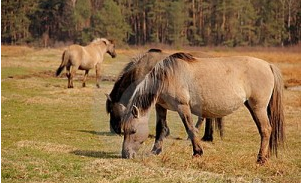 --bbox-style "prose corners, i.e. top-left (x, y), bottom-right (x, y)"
top-left (66, 44), bottom-right (98, 69)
